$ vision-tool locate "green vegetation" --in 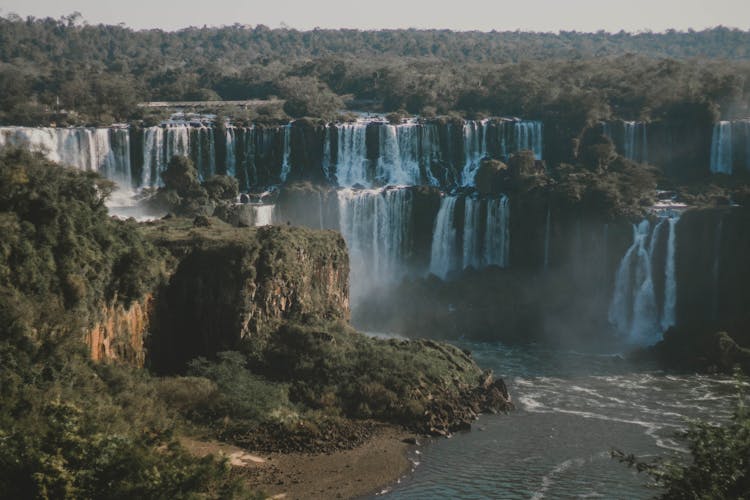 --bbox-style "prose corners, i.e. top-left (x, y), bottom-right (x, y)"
top-left (1, 15), bottom-right (749, 125)
top-left (614, 376), bottom-right (750, 498)
top-left (0, 148), bottom-right (252, 497)
top-left (145, 155), bottom-right (239, 217)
